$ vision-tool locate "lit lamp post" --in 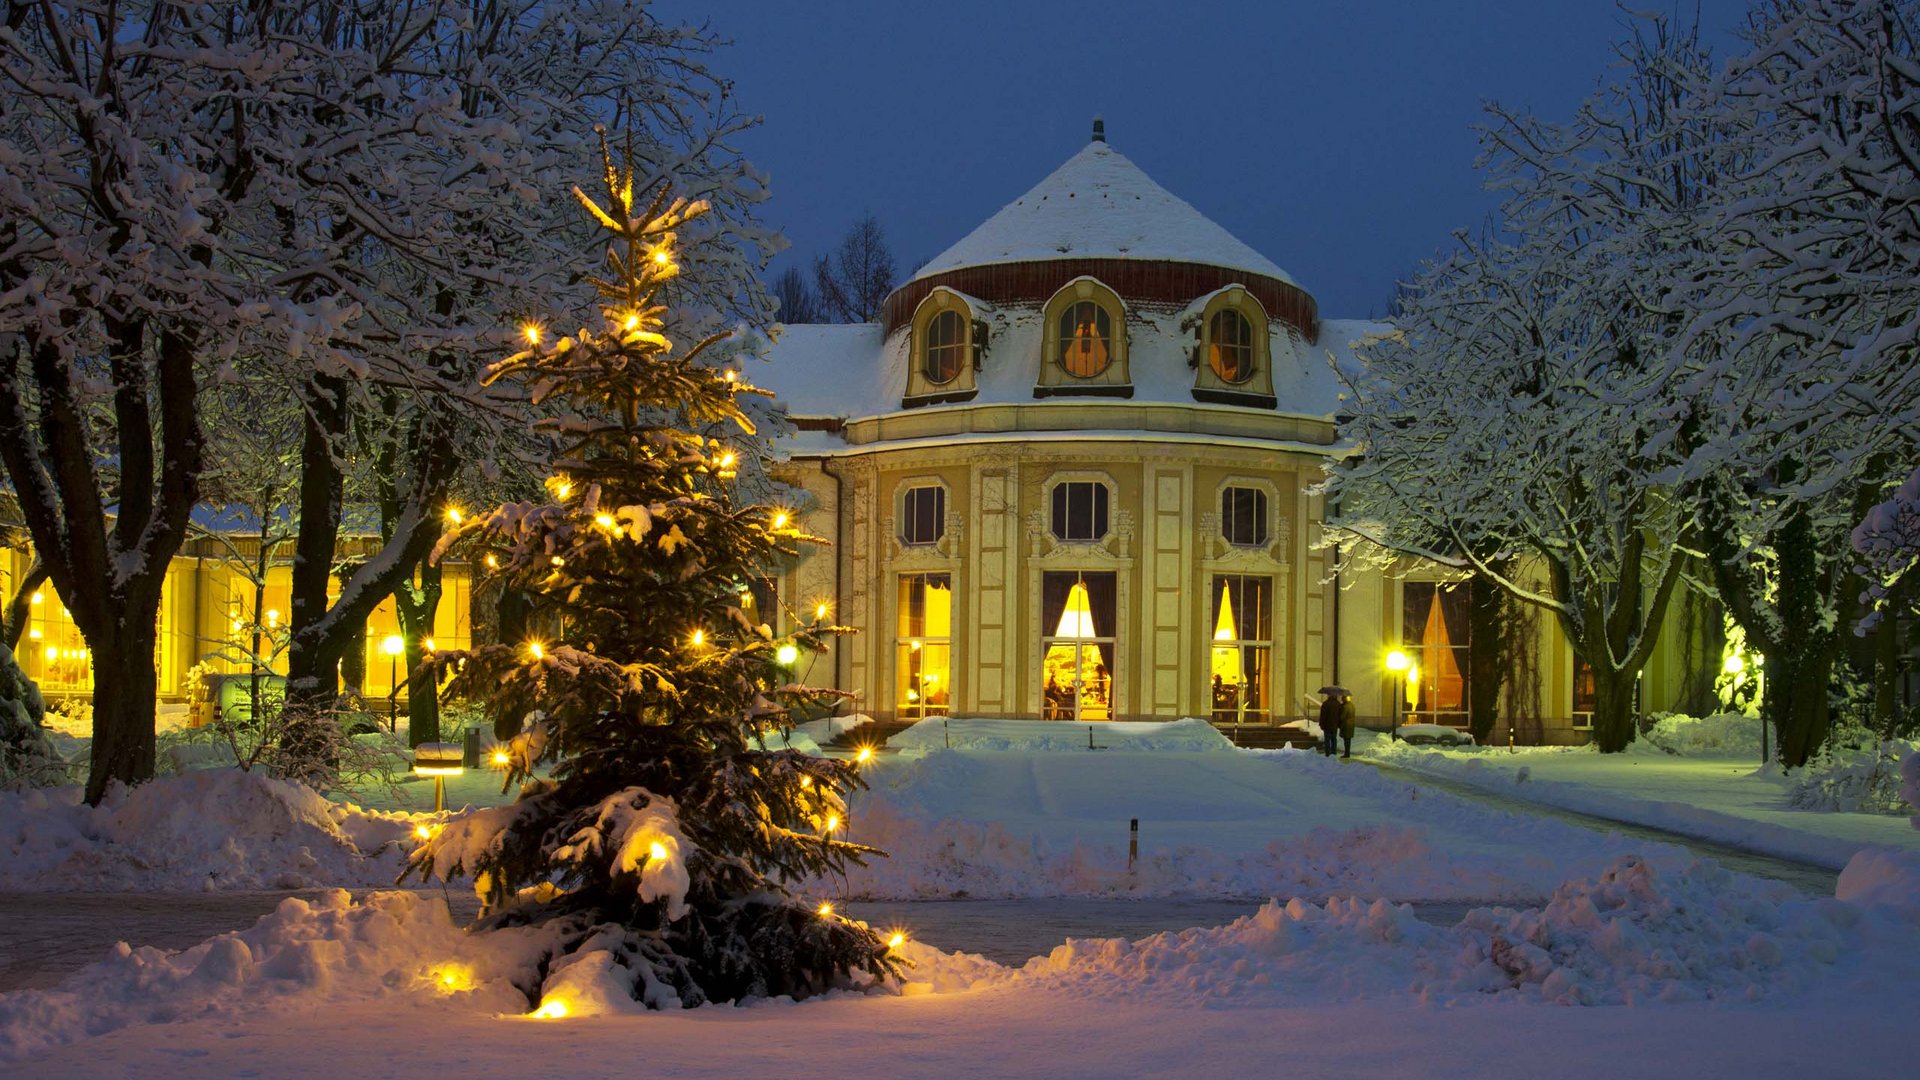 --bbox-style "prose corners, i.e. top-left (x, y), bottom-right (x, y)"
top-left (382, 633), bottom-right (405, 733)
top-left (1726, 652), bottom-right (1768, 765)
top-left (1385, 649), bottom-right (1410, 741)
